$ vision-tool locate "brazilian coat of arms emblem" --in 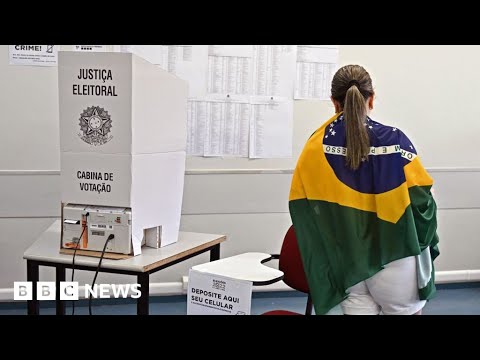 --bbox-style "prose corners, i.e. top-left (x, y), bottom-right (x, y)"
top-left (78, 106), bottom-right (113, 146)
